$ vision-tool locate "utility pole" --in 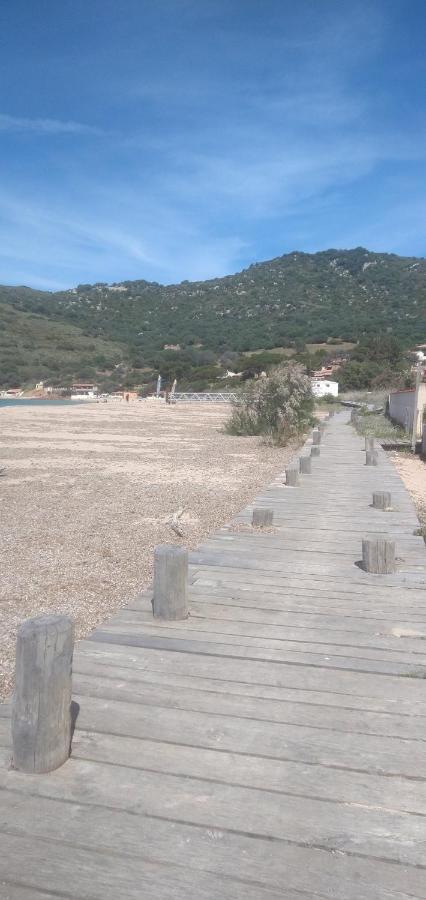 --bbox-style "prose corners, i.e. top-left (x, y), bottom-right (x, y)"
top-left (411, 359), bottom-right (422, 453)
